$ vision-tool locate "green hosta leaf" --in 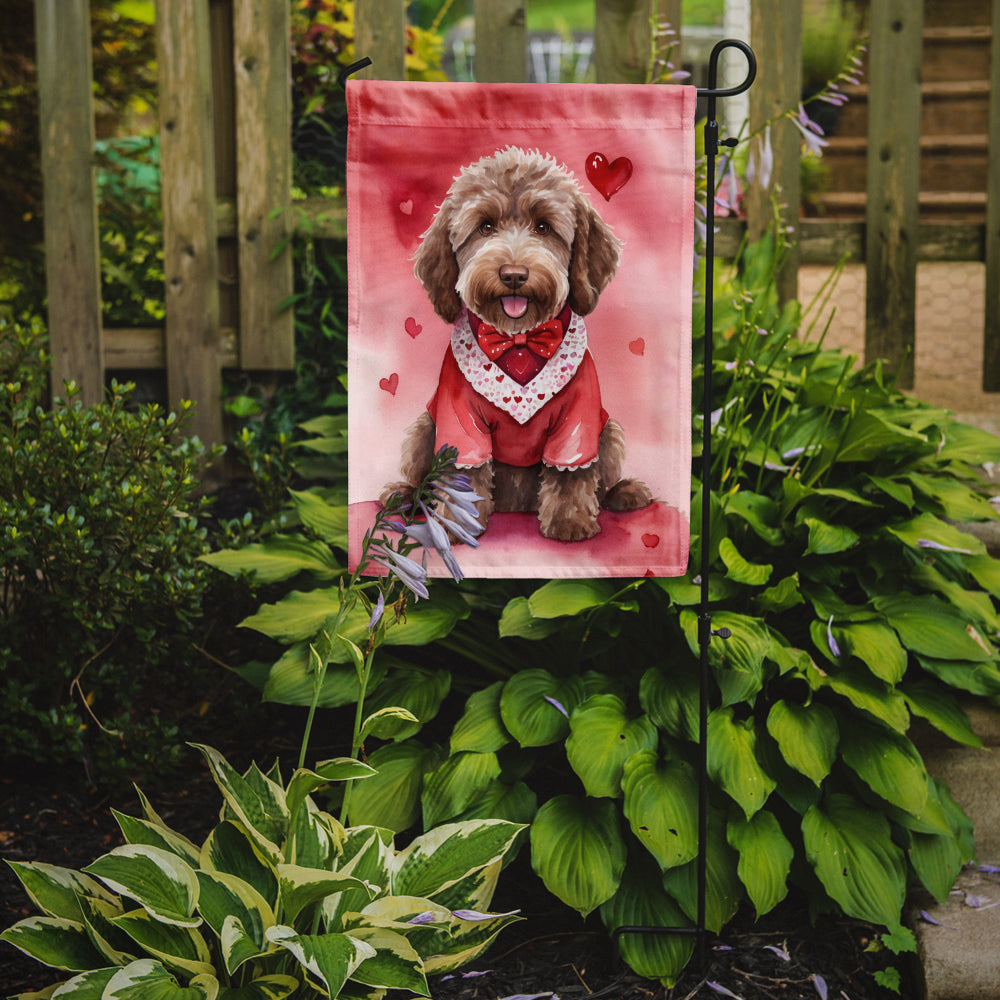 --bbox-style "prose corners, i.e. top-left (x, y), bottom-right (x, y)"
top-left (216, 975), bottom-right (299, 999)
top-left (499, 670), bottom-right (584, 747)
top-left (707, 707), bottom-right (776, 818)
top-left (966, 553), bottom-right (1000, 597)
top-left (680, 610), bottom-right (770, 706)
top-left (112, 812), bottom-right (201, 868)
top-left (835, 621), bottom-right (907, 684)
top-left (421, 751), bottom-right (502, 828)
top-left (916, 655), bottom-right (1000, 697)
top-left (497, 597), bottom-right (564, 639)
top-left (83, 846), bottom-right (200, 928)
top-left (802, 517), bottom-right (859, 556)
top-left (392, 820), bottom-right (524, 901)
top-left (347, 740), bottom-right (442, 832)
top-left (200, 822), bottom-right (278, 910)
top-left (910, 562), bottom-right (1000, 633)
top-left (4, 862), bottom-right (118, 923)
top-left (802, 793), bottom-right (906, 926)
top-left (200, 535), bottom-right (340, 583)
top-left (103, 959), bottom-right (218, 999)
top-left (526, 579), bottom-right (617, 618)
top-left (765, 700), bottom-right (838, 786)
top-left (724, 490), bottom-right (784, 545)
top-left (935, 421), bottom-right (1000, 465)
top-left (839, 718), bottom-right (929, 816)
top-left (621, 751), bottom-right (699, 871)
top-left (529, 795), bottom-right (626, 917)
top-left (195, 871), bottom-right (274, 974)
top-left (453, 779), bottom-right (538, 827)
top-left (0, 916), bottom-right (107, 971)
top-left (807, 660), bottom-right (910, 732)
top-left (901, 680), bottom-right (982, 748)
top-left (566, 695), bottom-right (658, 798)
top-left (260, 643), bottom-right (386, 709)
top-left (835, 410), bottom-right (927, 463)
top-left (288, 489), bottom-right (348, 546)
top-left (191, 746), bottom-right (287, 863)
top-left (905, 472), bottom-right (998, 522)
top-left (346, 926), bottom-right (428, 994)
top-left (277, 865), bottom-right (374, 925)
top-left (655, 572), bottom-right (737, 606)
top-left (755, 573), bottom-right (805, 614)
top-left (639, 664), bottom-right (699, 742)
top-left (909, 827), bottom-right (966, 905)
top-left (285, 759), bottom-right (376, 822)
top-left (886, 512), bottom-right (985, 556)
top-left (599, 853), bottom-right (694, 987)
top-left (865, 474), bottom-right (914, 509)
top-left (718, 536), bottom-right (772, 585)
top-left (874, 594), bottom-right (995, 662)
top-left (265, 926), bottom-right (375, 998)
top-left (450, 682), bottom-right (511, 754)
top-left (362, 667), bottom-right (451, 740)
top-left (727, 811), bottom-right (793, 918)
top-left (661, 810), bottom-right (741, 933)
top-left (359, 706), bottom-right (421, 742)
top-left (111, 908), bottom-right (214, 978)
